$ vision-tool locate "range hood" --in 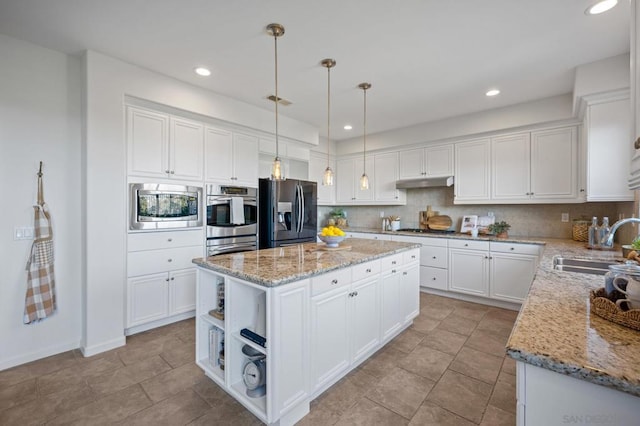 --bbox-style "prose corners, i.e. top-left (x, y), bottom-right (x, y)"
top-left (395, 176), bottom-right (454, 189)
